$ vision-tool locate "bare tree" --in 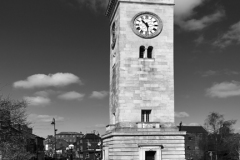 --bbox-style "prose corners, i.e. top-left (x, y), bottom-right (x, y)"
top-left (204, 112), bottom-right (237, 160)
top-left (224, 133), bottom-right (240, 160)
top-left (0, 96), bottom-right (34, 160)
